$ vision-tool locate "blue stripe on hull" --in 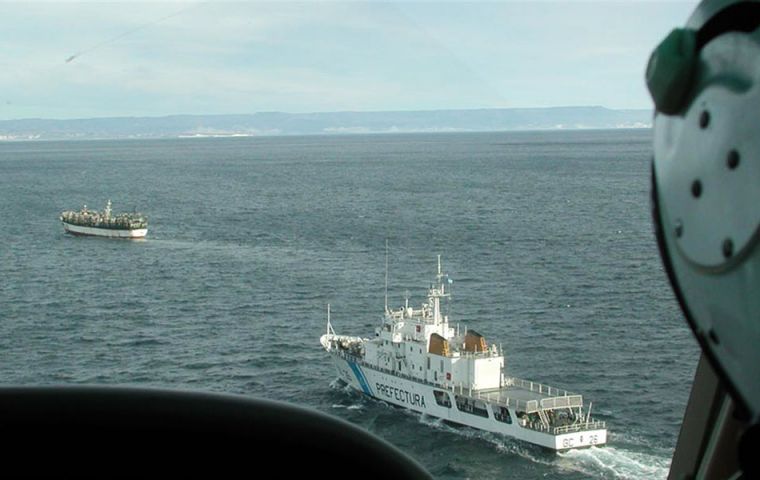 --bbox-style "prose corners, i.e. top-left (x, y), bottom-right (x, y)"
top-left (348, 362), bottom-right (373, 396)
